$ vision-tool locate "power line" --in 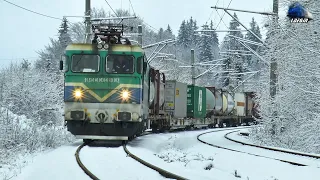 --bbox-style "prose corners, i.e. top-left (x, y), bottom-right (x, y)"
top-left (205, 9), bottom-right (215, 25)
top-left (0, 57), bottom-right (39, 61)
top-left (104, 0), bottom-right (119, 17)
top-left (215, 0), bottom-right (233, 30)
top-left (128, 0), bottom-right (136, 15)
top-left (2, 0), bottom-right (62, 20)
